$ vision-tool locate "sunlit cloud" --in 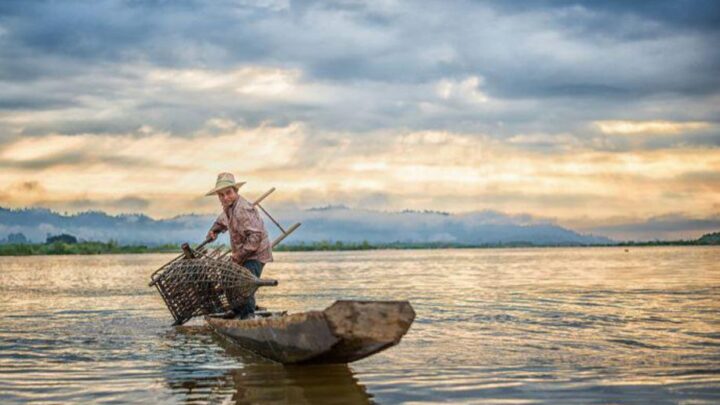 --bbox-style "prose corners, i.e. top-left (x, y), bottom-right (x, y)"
top-left (435, 76), bottom-right (489, 104)
top-left (0, 122), bottom-right (305, 211)
top-left (147, 66), bottom-right (302, 97)
top-left (0, 123), bottom-right (718, 232)
top-left (594, 120), bottom-right (712, 136)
